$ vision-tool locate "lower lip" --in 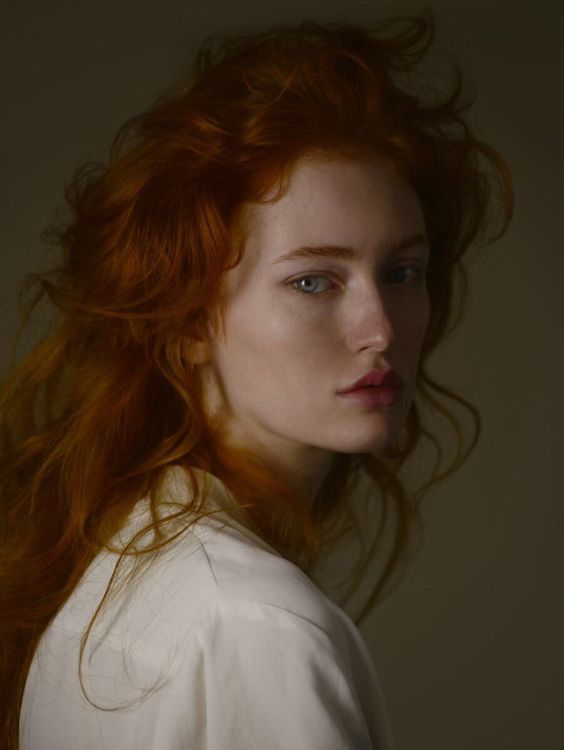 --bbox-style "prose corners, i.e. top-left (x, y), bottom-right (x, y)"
top-left (338, 385), bottom-right (402, 407)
